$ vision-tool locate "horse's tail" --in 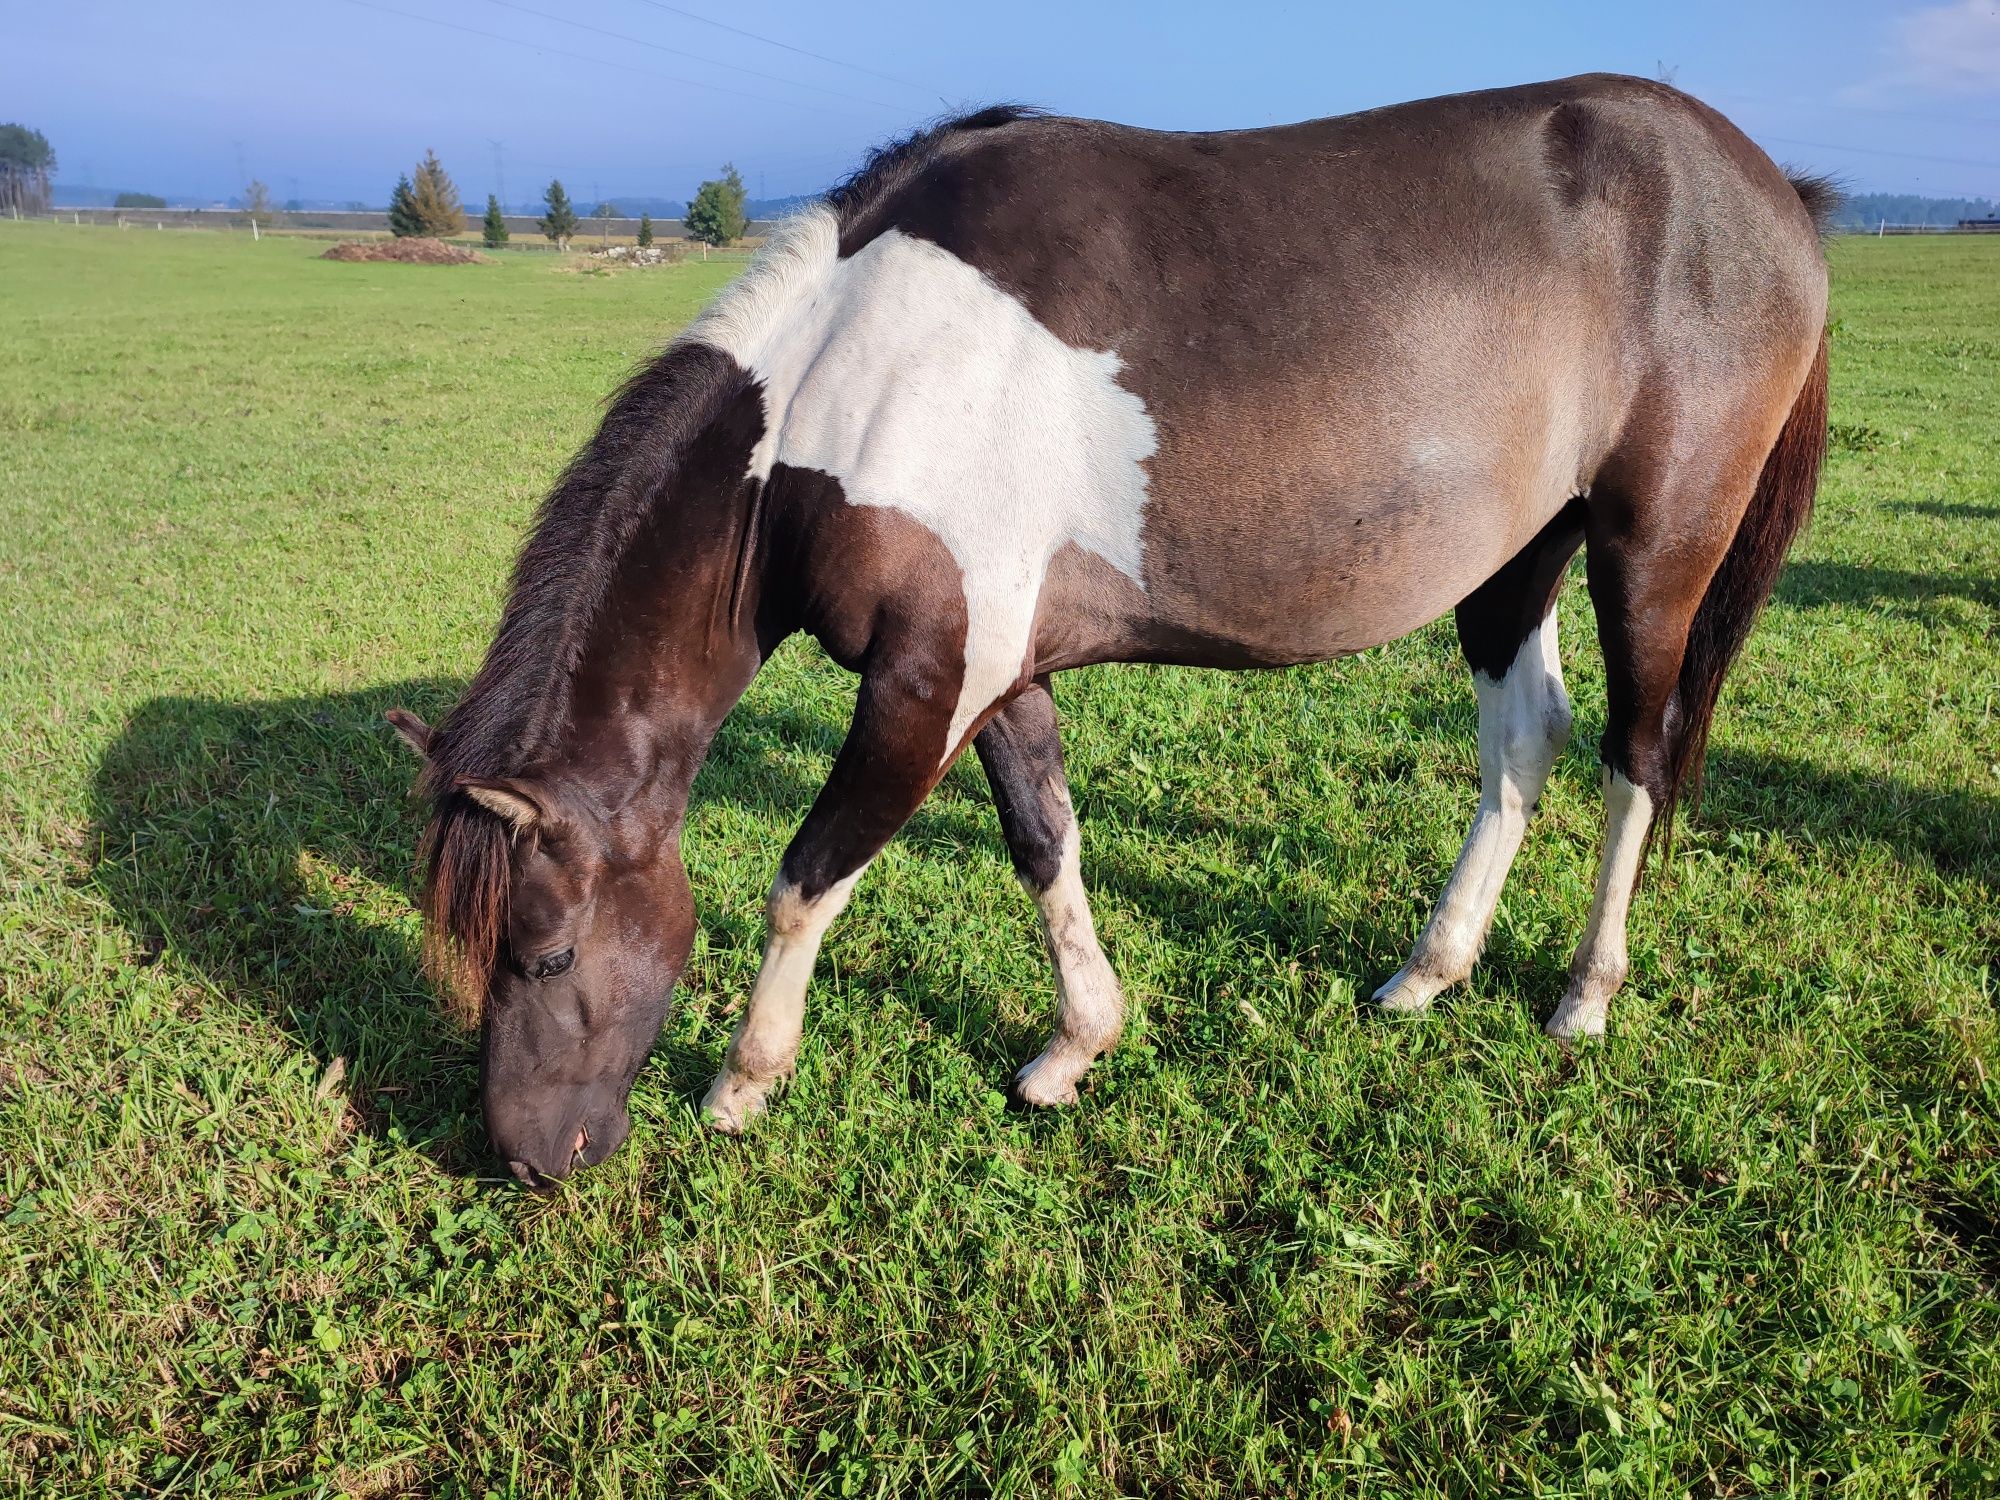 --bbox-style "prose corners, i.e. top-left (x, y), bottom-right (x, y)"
top-left (1660, 323), bottom-right (1829, 836)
